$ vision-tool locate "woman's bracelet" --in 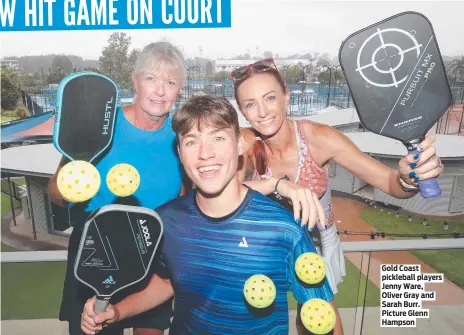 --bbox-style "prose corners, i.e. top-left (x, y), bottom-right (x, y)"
top-left (274, 175), bottom-right (290, 200)
top-left (398, 175), bottom-right (419, 192)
